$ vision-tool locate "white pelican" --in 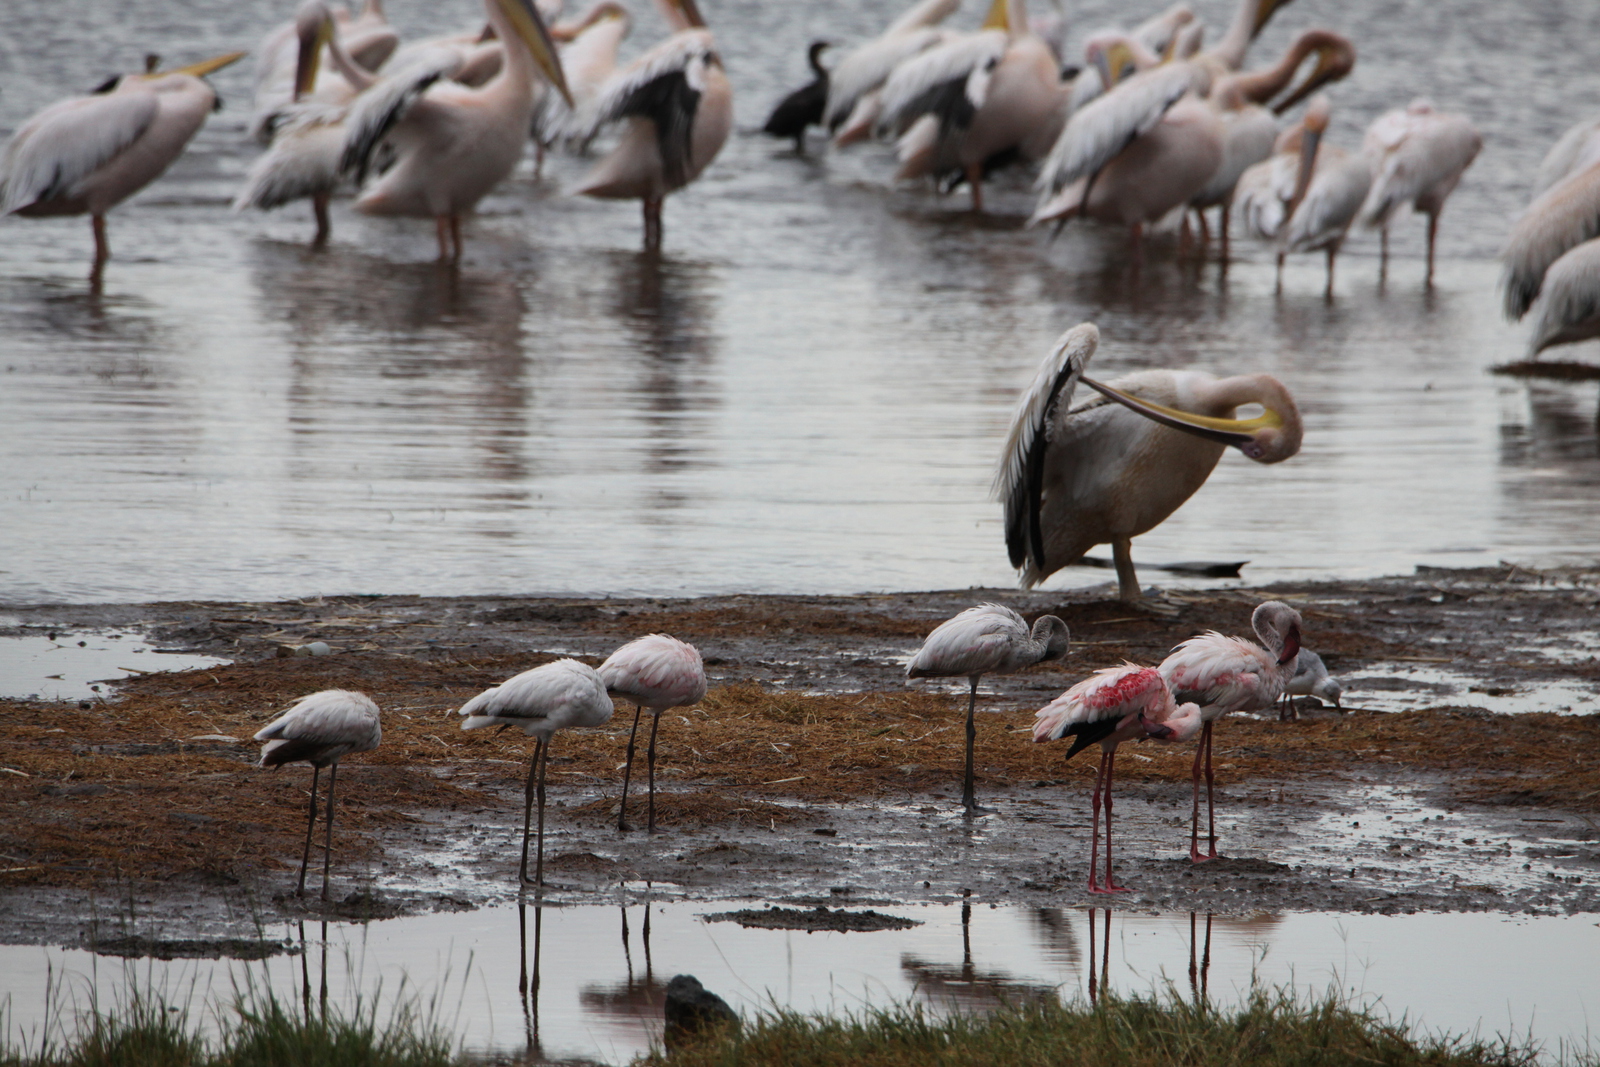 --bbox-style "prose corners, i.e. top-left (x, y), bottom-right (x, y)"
top-left (874, 0), bottom-right (1066, 212)
top-left (1357, 100), bottom-right (1481, 284)
top-left (1525, 237), bottom-right (1600, 354)
top-left (571, 0), bottom-right (733, 254)
top-left (0, 51), bottom-right (246, 271)
top-left (236, 2), bottom-right (382, 245)
top-left (1501, 162), bottom-right (1600, 322)
top-left (1533, 117), bottom-right (1600, 197)
top-left (534, 1), bottom-right (633, 153)
top-left (906, 603), bottom-right (1070, 814)
top-left (823, 0), bottom-right (961, 147)
top-left (254, 689), bottom-right (382, 900)
top-left (996, 323), bottom-right (1302, 600)
top-left (251, 0), bottom-right (397, 143)
top-left (339, 0), bottom-right (572, 261)
top-left (1065, 4), bottom-right (1196, 117)
top-left (598, 633), bottom-right (707, 833)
